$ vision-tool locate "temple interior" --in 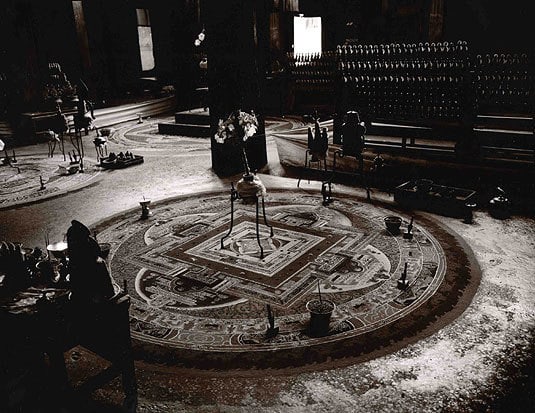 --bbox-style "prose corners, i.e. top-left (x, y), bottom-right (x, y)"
top-left (0, 1), bottom-right (534, 412)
